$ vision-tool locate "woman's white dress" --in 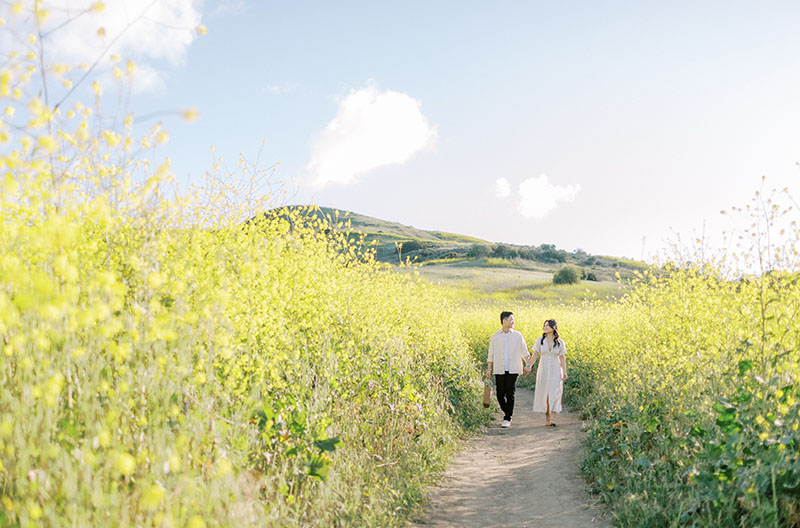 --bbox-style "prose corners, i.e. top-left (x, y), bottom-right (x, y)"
top-left (532, 337), bottom-right (566, 413)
